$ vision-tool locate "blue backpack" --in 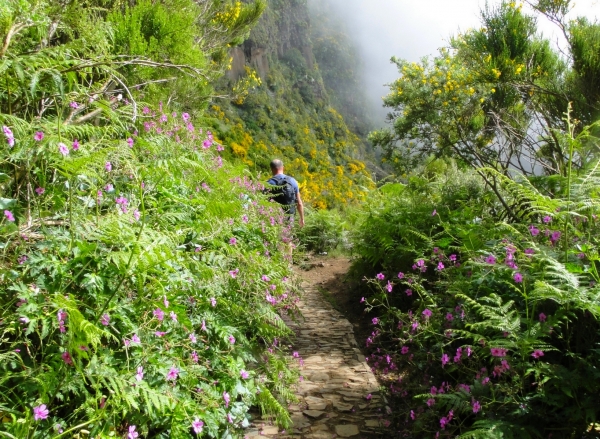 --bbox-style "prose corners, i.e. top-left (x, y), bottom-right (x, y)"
top-left (269, 175), bottom-right (297, 214)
